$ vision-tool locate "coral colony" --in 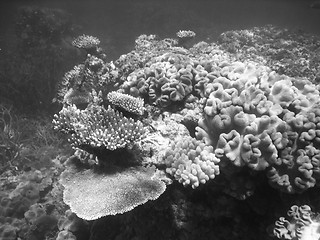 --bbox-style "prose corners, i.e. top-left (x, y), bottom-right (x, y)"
top-left (2, 26), bottom-right (320, 240)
